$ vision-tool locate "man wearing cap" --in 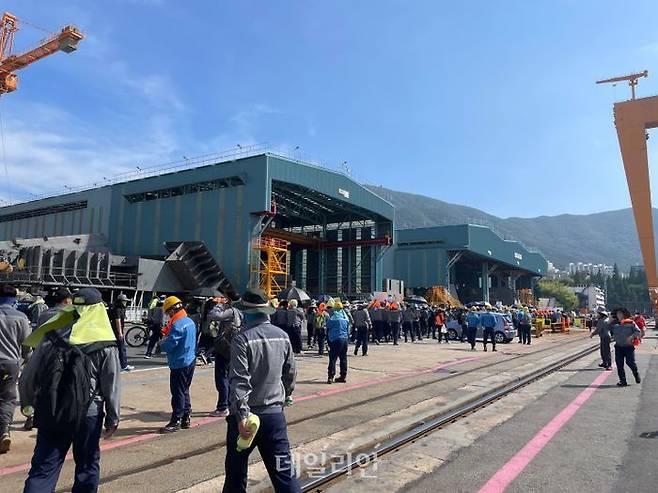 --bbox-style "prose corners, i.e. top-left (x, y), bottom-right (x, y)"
top-left (481, 308), bottom-right (497, 352)
top-left (352, 303), bottom-right (372, 356)
top-left (223, 288), bottom-right (299, 493)
top-left (326, 301), bottom-right (350, 383)
top-left (144, 295), bottom-right (166, 359)
top-left (109, 293), bottom-right (134, 372)
top-left (159, 296), bottom-right (197, 433)
top-left (0, 284), bottom-right (31, 453)
top-left (37, 287), bottom-right (73, 328)
top-left (20, 287), bottom-right (121, 492)
top-left (466, 308), bottom-right (480, 351)
top-left (590, 309), bottom-right (612, 370)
